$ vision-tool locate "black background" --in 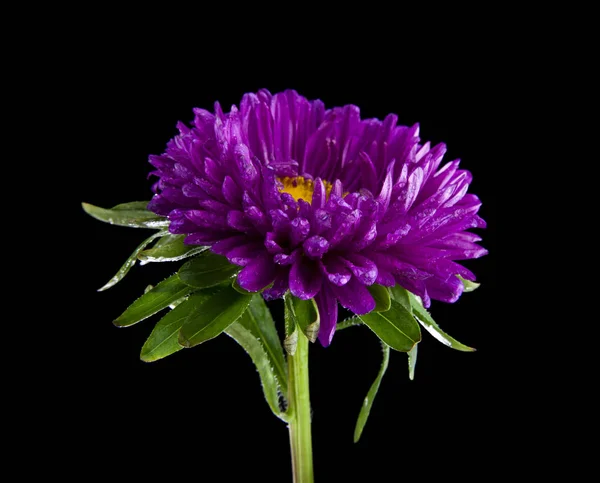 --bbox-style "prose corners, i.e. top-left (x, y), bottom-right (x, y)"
top-left (58, 38), bottom-right (502, 481)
